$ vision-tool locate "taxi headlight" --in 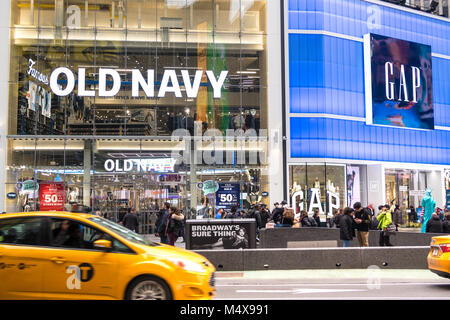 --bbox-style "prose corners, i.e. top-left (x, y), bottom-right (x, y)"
top-left (166, 258), bottom-right (206, 273)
